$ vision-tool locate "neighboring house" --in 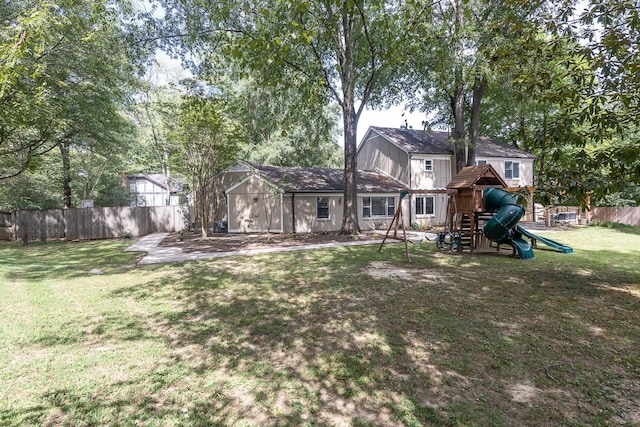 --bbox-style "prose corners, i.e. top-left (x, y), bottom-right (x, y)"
top-left (357, 127), bottom-right (536, 227)
top-left (215, 161), bottom-right (407, 233)
top-left (128, 174), bottom-right (186, 207)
